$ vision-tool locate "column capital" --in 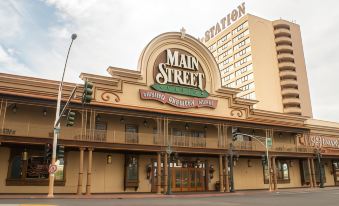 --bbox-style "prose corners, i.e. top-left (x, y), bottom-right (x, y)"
top-left (87, 147), bottom-right (94, 151)
top-left (79, 147), bottom-right (86, 151)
